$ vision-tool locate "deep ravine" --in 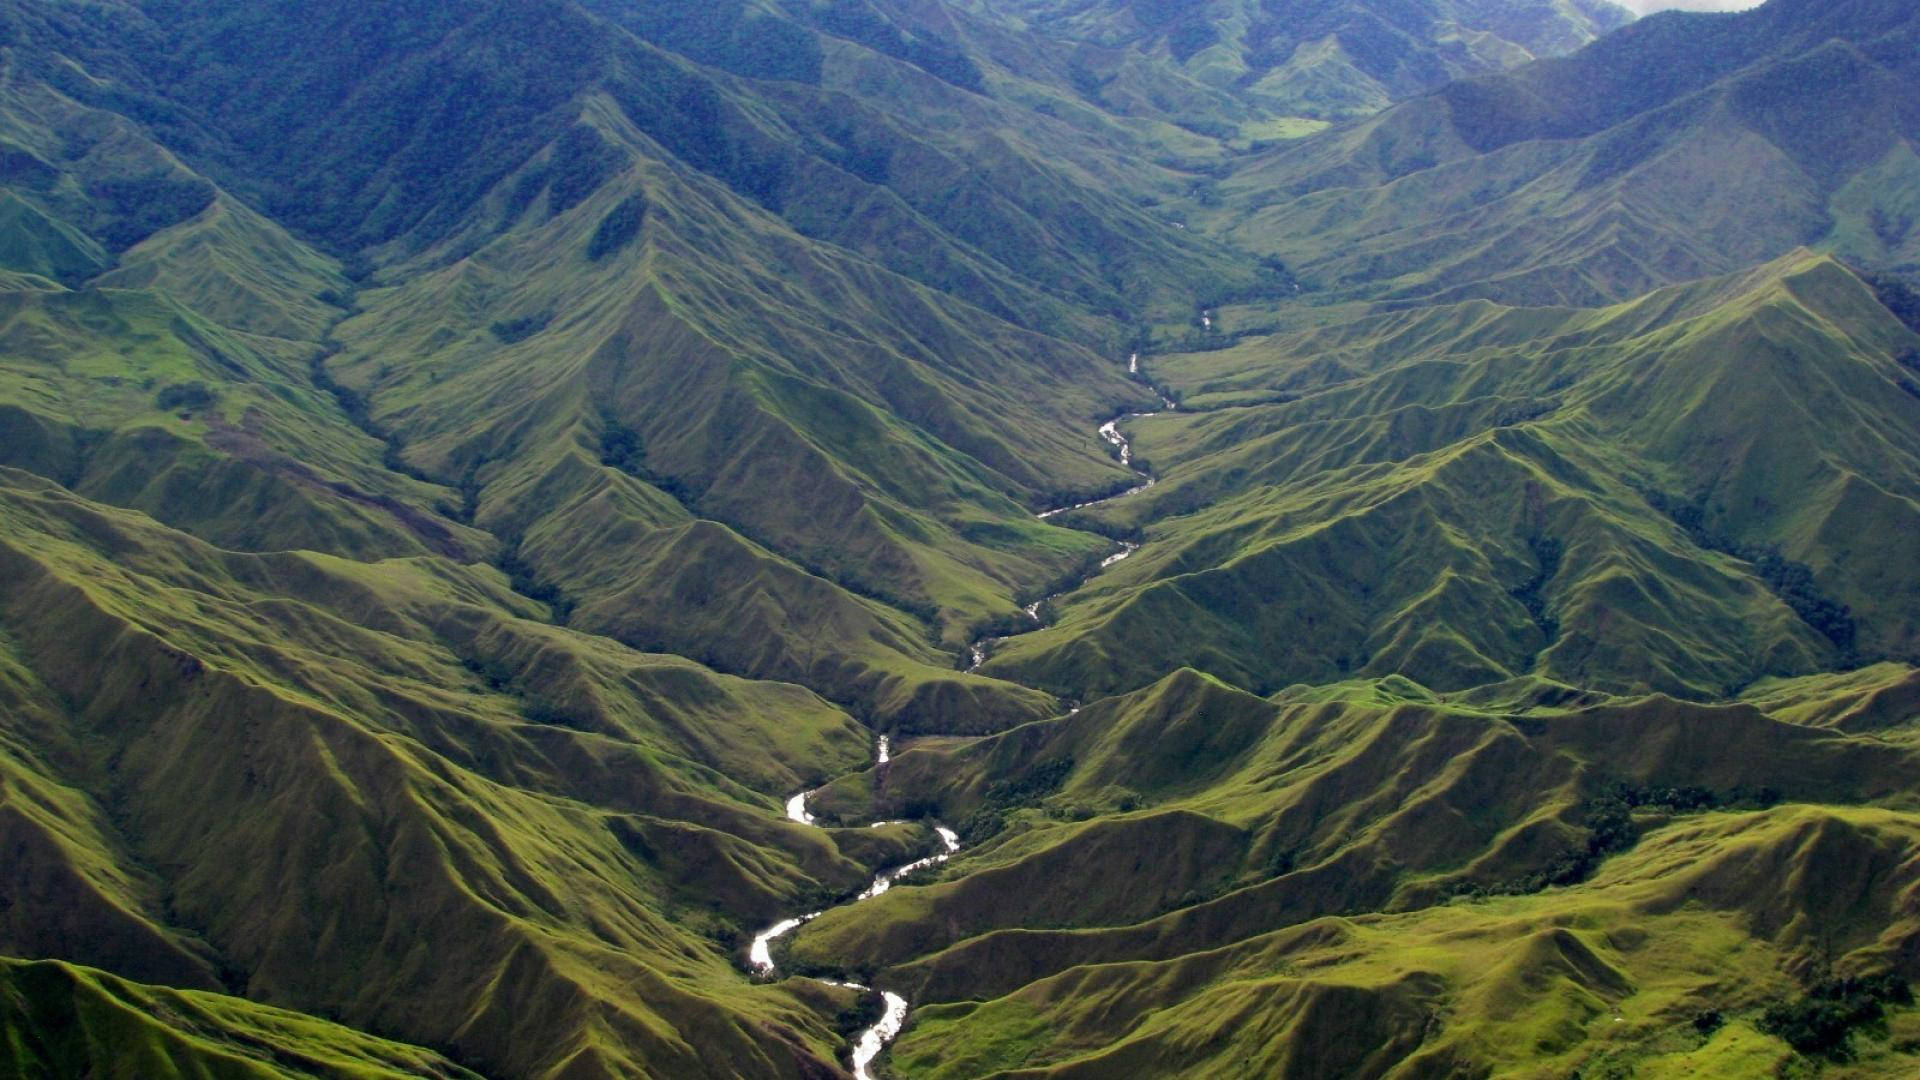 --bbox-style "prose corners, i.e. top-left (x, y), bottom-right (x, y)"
top-left (751, 735), bottom-right (961, 1080)
top-left (969, 380), bottom-right (1174, 672)
top-left (756, 361), bottom-right (1173, 1076)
